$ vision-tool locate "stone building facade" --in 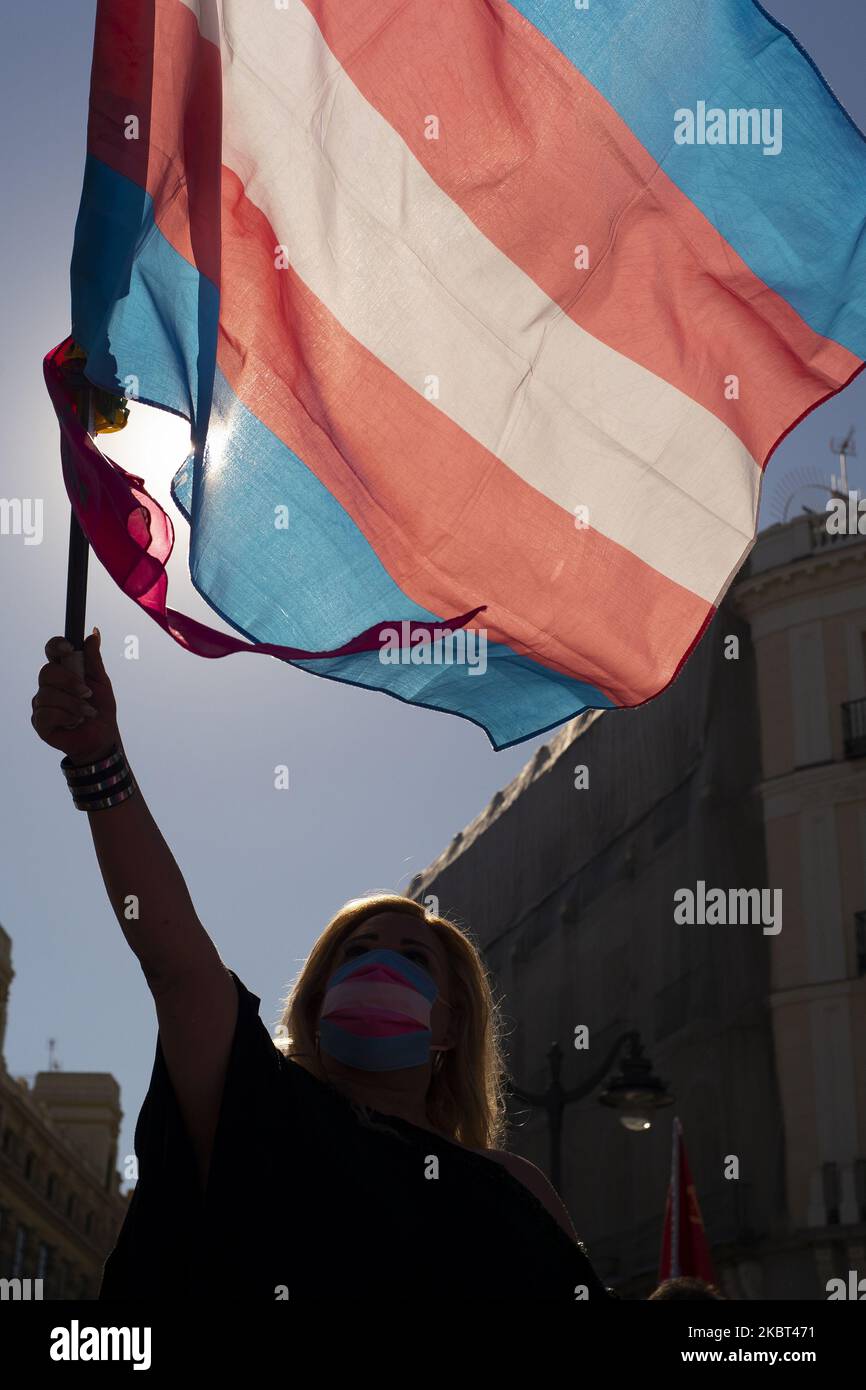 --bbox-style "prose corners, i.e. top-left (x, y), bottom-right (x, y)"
top-left (0, 925), bottom-right (128, 1299)
top-left (408, 516), bottom-right (866, 1299)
